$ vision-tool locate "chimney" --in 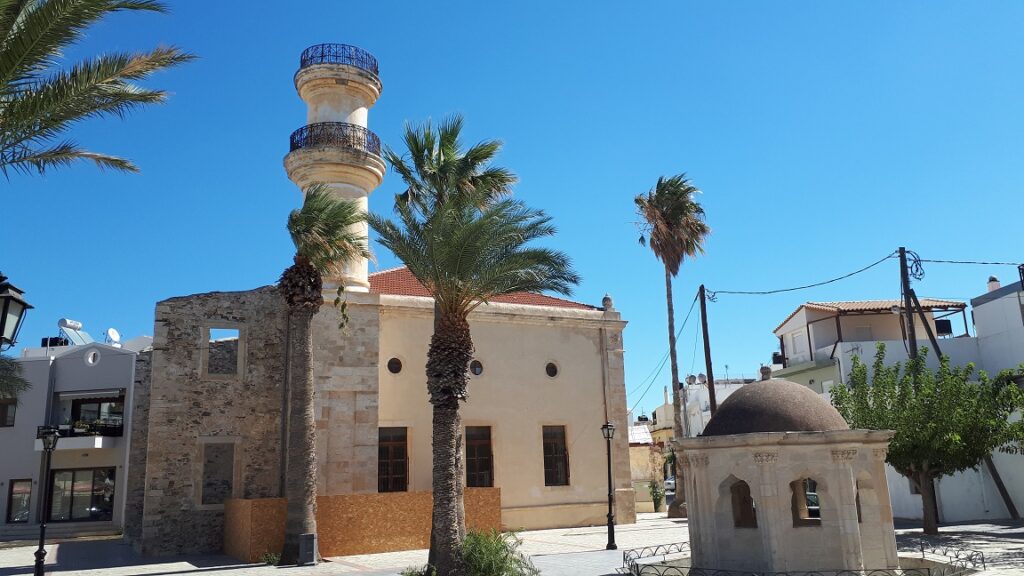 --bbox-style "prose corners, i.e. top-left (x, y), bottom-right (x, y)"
top-left (987, 276), bottom-right (1001, 293)
top-left (663, 386), bottom-right (668, 405)
top-left (760, 365), bottom-right (772, 381)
